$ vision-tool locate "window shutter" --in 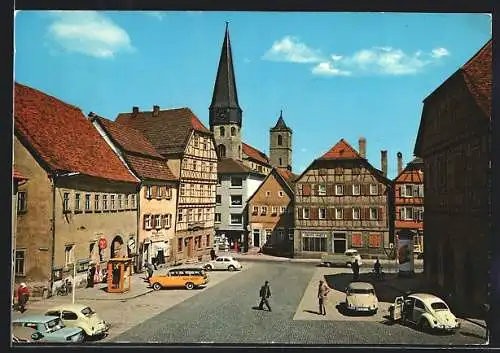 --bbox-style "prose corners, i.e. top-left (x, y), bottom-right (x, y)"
top-left (327, 184), bottom-right (334, 196)
top-left (297, 207), bottom-right (303, 219)
top-left (419, 184), bottom-right (424, 197)
top-left (365, 207), bottom-right (370, 220)
top-left (302, 184), bottom-right (311, 196)
top-left (379, 206), bottom-right (385, 221)
top-left (400, 185), bottom-right (406, 197)
top-left (310, 207), bottom-right (318, 220)
top-left (378, 183), bottom-right (383, 195)
top-left (143, 215), bottom-right (148, 229)
top-left (345, 207), bottom-right (352, 220)
top-left (352, 233), bottom-right (362, 247)
top-left (398, 207), bottom-right (403, 221)
top-left (345, 183), bottom-right (352, 196)
top-left (362, 184), bottom-right (368, 196)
